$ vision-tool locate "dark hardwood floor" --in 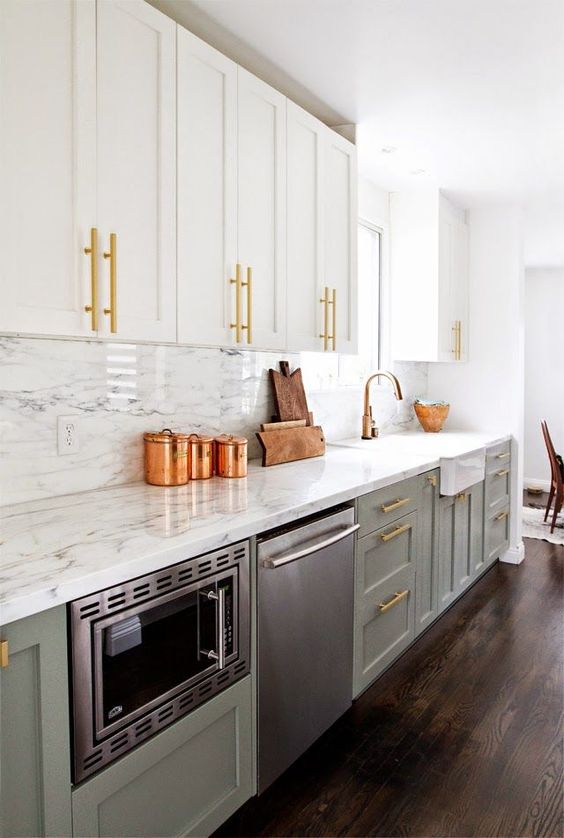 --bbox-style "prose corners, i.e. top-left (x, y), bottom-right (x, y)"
top-left (216, 539), bottom-right (564, 837)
